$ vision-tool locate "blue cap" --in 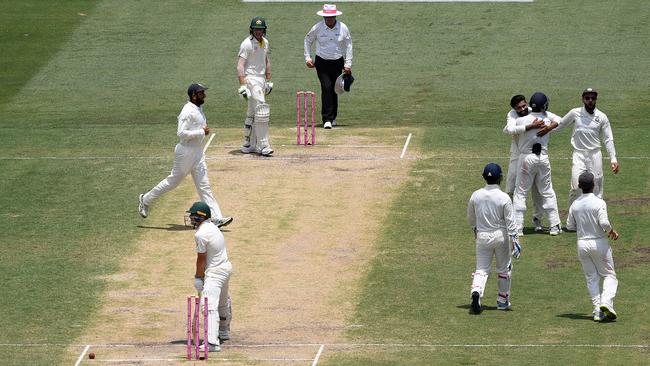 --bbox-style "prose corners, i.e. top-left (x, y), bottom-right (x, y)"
top-left (482, 163), bottom-right (502, 180)
top-left (187, 83), bottom-right (208, 98)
